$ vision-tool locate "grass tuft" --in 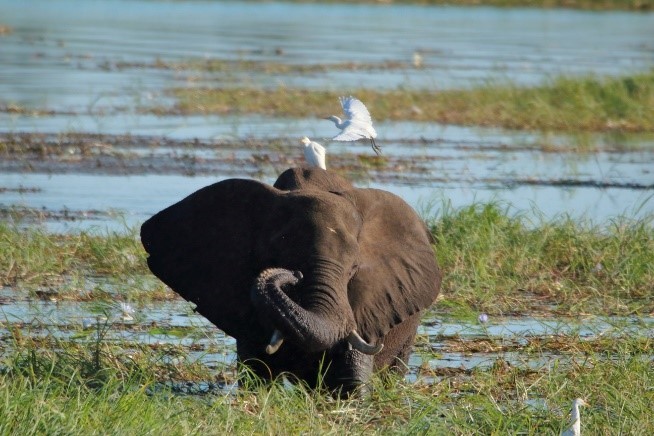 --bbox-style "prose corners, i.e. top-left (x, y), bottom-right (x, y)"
top-left (428, 202), bottom-right (654, 316)
top-left (0, 223), bottom-right (148, 288)
top-left (0, 223), bottom-right (171, 301)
